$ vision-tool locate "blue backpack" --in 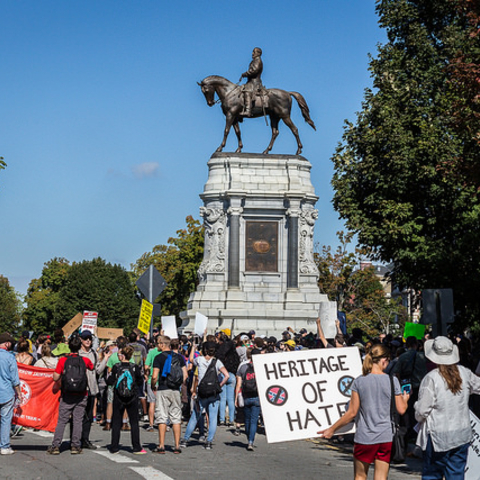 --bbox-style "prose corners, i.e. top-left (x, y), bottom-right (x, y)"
top-left (115, 364), bottom-right (136, 404)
